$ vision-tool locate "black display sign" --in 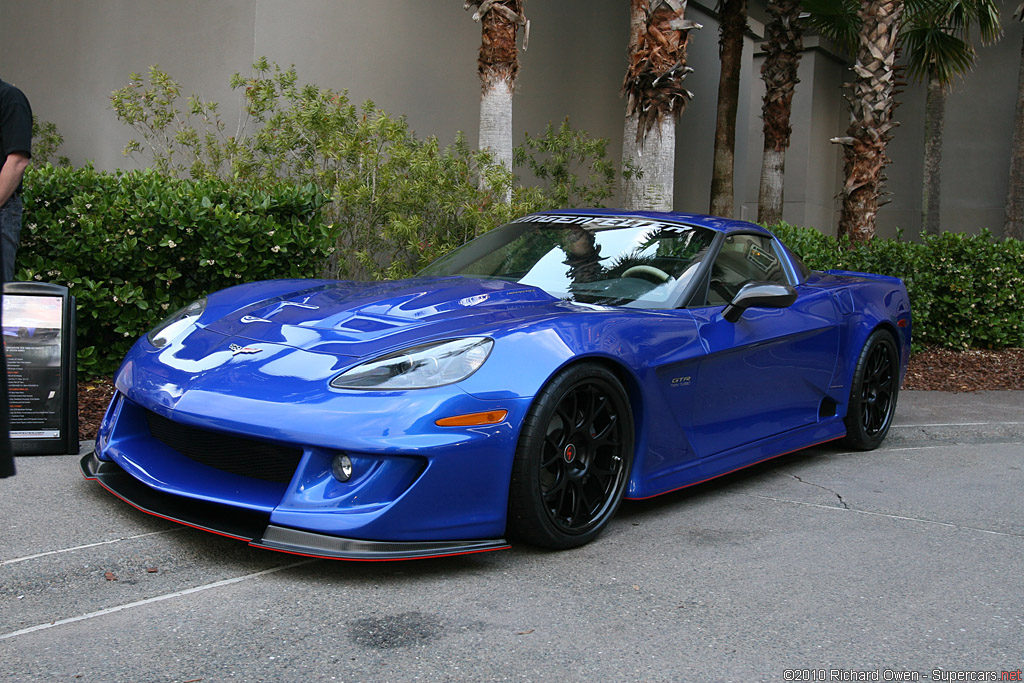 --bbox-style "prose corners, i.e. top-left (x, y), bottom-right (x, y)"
top-left (3, 282), bottom-right (78, 455)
